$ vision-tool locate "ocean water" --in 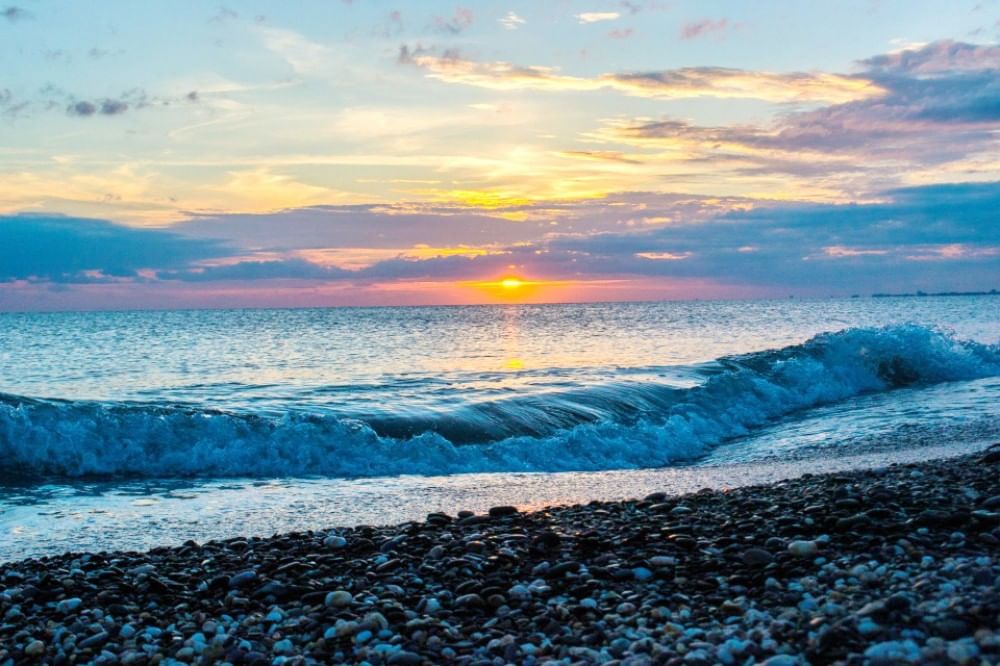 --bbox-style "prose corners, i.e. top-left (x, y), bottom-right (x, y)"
top-left (1, 297), bottom-right (999, 560)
